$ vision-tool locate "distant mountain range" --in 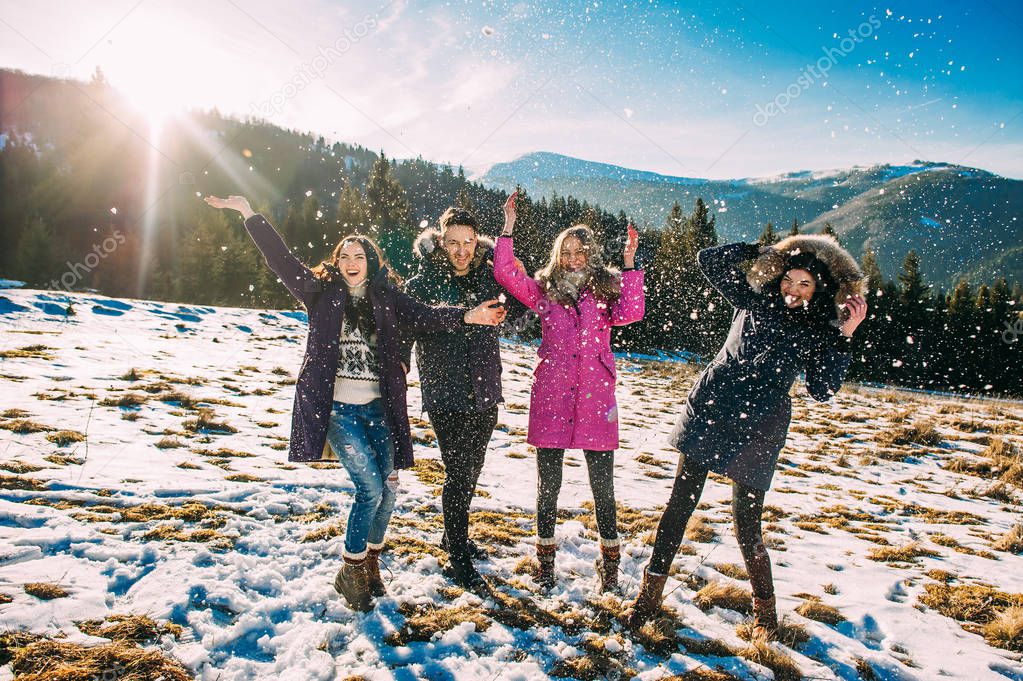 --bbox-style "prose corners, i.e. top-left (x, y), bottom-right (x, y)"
top-left (478, 151), bottom-right (1022, 287)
